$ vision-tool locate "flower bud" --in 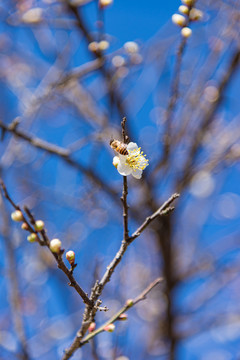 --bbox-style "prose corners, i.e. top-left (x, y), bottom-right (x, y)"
top-left (88, 322), bottom-right (96, 332)
top-left (50, 238), bottom-right (62, 253)
top-left (98, 40), bottom-right (109, 51)
top-left (178, 5), bottom-right (189, 15)
top-left (189, 8), bottom-right (203, 21)
top-left (124, 41), bottom-right (139, 54)
top-left (27, 233), bottom-right (37, 243)
top-left (99, 0), bottom-right (113, 8)
top-left (181, 27), bottom-right (192, 38)
top-left (22, 8), bottom-right (43, 24)
top-left (112, 55), bottom-right (125, 68)
top-left (181, 0), bottom-right (193, 5)
top-left (21, 222), bottom-right (29, 230)
top-left (104, 323), bottom-right (115, 332)
top-left (172, 14), bottom-right (187, 27)
top-left (118, 313), bottom-right (128, 321)
top-left (34, 220), bottom-right (44, 231)
top-left (125, 299), bottom-right (134, 308)
top-left (66, 250), bottom-right (75, 265)
top-left (11, 210), bottom-right (23, 222)
top-left (88, 41), bottom-right (99, 52)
